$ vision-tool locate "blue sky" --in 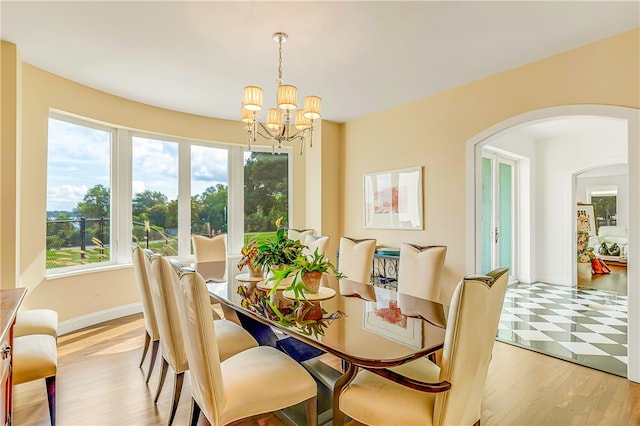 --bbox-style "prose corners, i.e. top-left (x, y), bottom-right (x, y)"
top-left (47, 118), bottom-right (229, 212)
